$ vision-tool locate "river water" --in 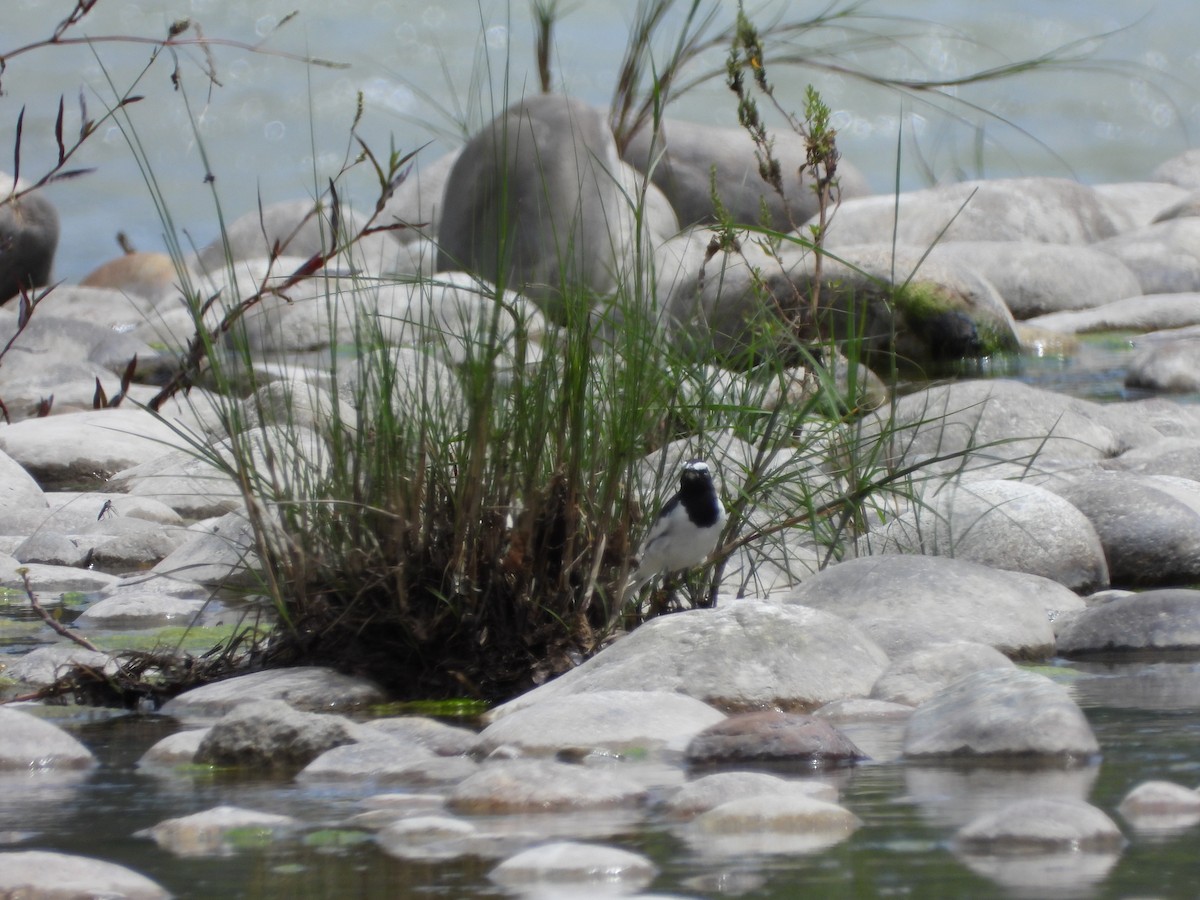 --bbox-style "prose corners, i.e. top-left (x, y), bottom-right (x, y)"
top-left (2, 0), bottom-right (1199, 280)
top-left (2, 683), bottom-right (1200, 898)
